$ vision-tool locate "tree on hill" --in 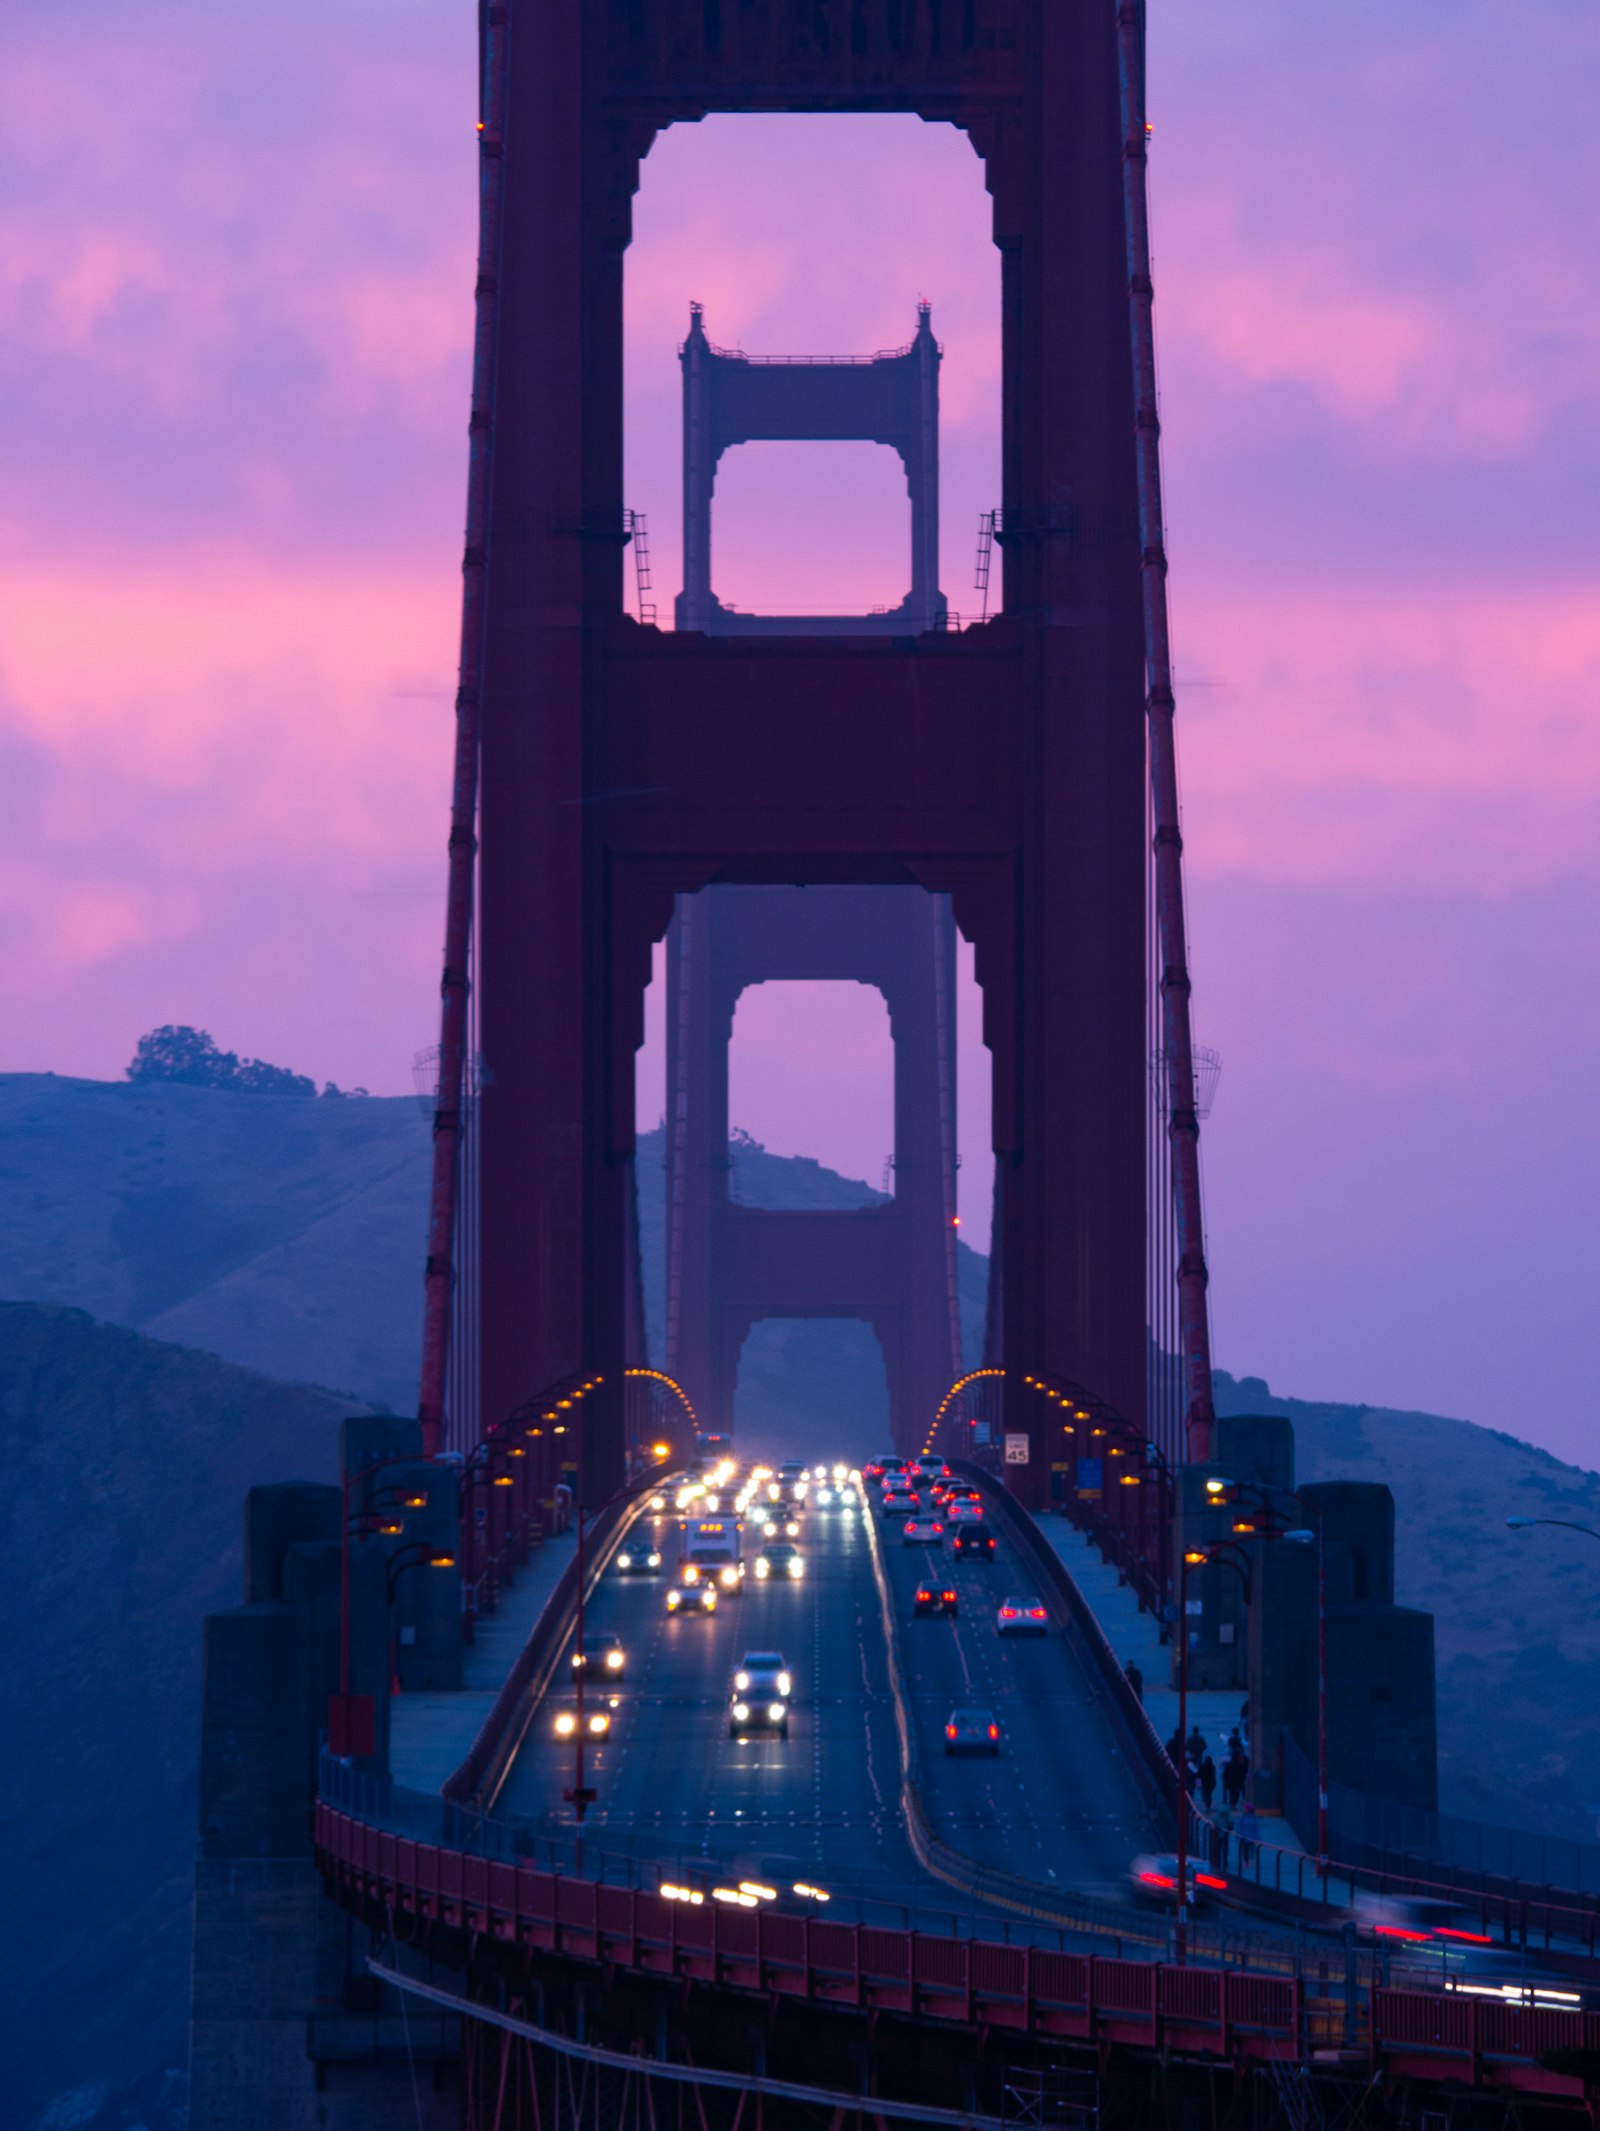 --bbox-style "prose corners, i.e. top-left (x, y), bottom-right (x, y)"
top-left (125, 1025), bottom-right (360, 1098)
